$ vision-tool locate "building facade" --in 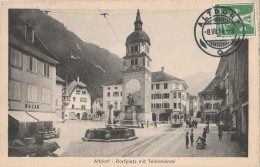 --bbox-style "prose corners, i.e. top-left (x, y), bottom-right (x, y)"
top-left (56, 75), bottom-right (65, 119)
top-left (151, 68), bottom-right (189, 123)
top-left (62, 78), bottom-right (91, 120)
top-left (92, 98), bottom-right (104, 120)
top-left (102, 10), bottom-right (188, 125)
top-left (198, 77), bottom-right (222, 123)
top-left (216, 39), bottom-right (248, 139)
top-left (8, 12), bottom-right (62, 139)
